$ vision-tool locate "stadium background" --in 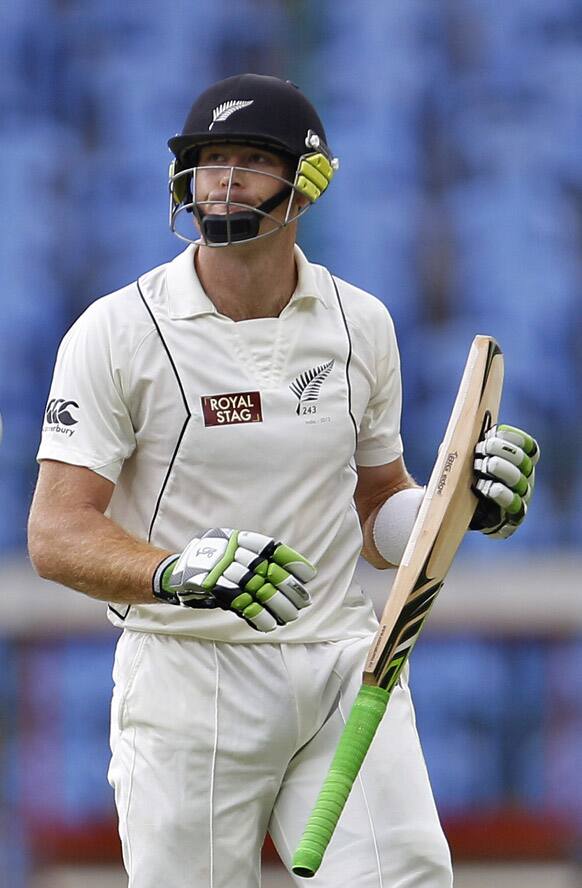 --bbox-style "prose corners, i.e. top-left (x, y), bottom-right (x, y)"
top-left (1, 1), bottom-right (581, 885)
